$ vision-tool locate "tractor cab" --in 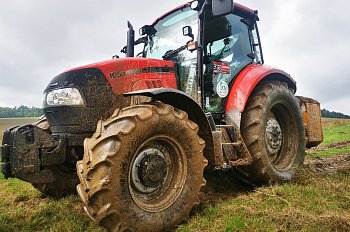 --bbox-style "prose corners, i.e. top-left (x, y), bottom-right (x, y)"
top-left (202, 9), bottom-right (260, 112)
top-left (131, 1), bottom-right (262, 113)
